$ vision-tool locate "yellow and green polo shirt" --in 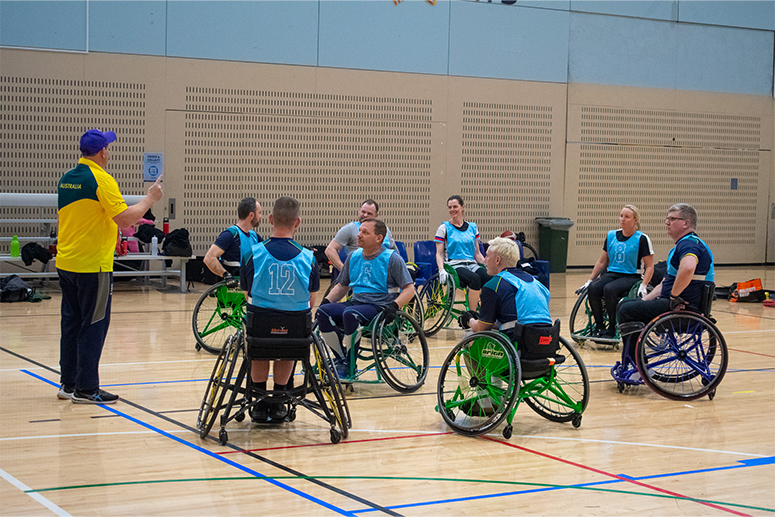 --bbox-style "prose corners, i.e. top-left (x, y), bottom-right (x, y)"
top-left (56, 158), bottom-right (128, 273)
